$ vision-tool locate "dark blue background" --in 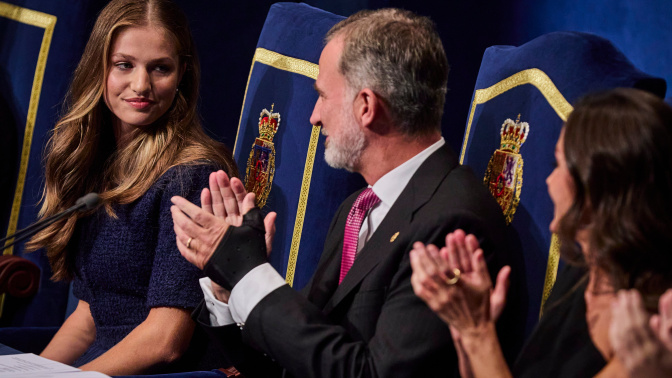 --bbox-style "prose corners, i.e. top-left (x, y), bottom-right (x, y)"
top-left (180, 0), bottom-right (672, 155)
top-left (1, 0), bottom-right (670, 326)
